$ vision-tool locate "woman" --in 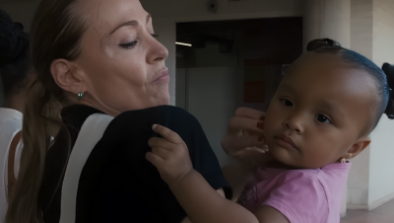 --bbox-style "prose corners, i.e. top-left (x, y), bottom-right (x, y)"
top-left (0, 9), bottom-right (34, 222)
top-left (6, 0), bottom-right (232, 222)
